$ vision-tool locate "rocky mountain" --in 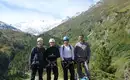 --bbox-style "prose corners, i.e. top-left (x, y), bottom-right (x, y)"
top-left (0, 21), bottom-right (20, 31)
top-left (13, 20), bottom-right (62, 35)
